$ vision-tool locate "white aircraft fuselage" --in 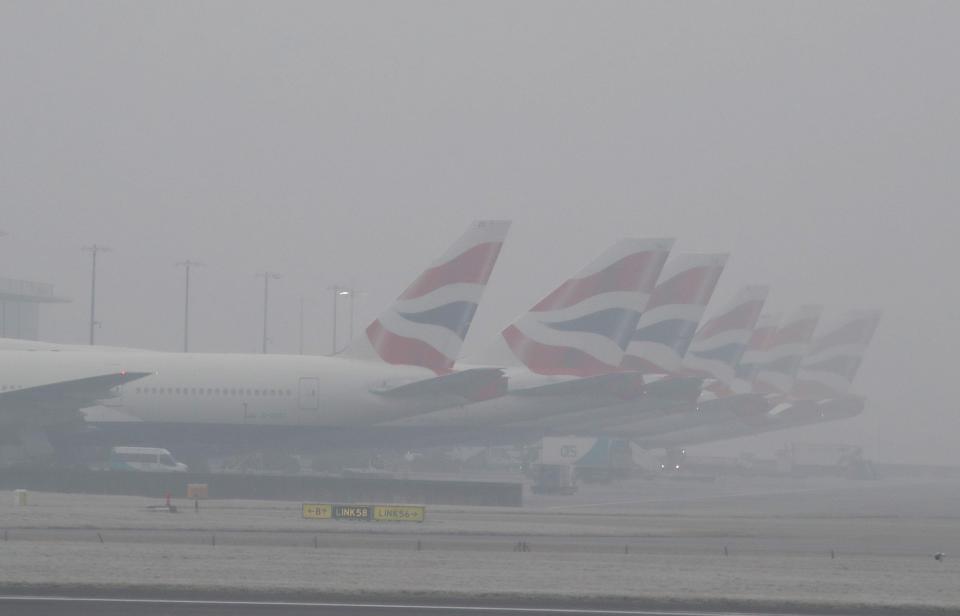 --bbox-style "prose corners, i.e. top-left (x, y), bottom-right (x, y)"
top-left (0, 347), bottom-right (472, 428)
